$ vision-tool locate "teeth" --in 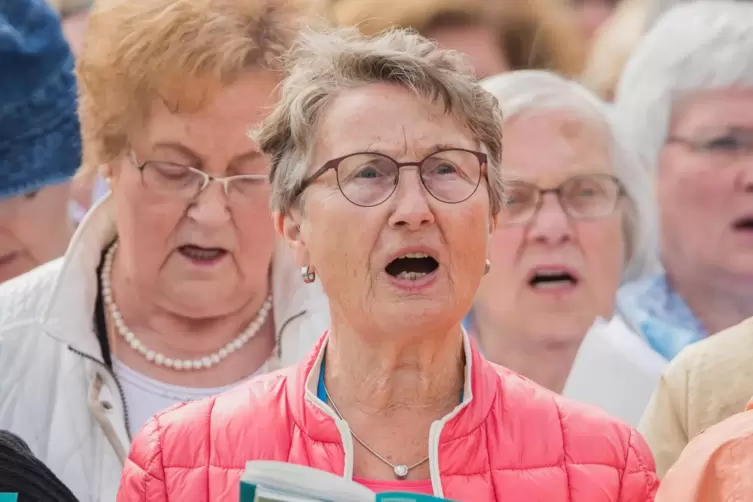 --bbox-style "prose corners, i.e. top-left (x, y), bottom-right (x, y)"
top-left (399, 252), bottom-right (430, 259)
top-left (396, 271), bottom-right (428, 281)
top-left (533, 279), bottom-right (573, 288)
